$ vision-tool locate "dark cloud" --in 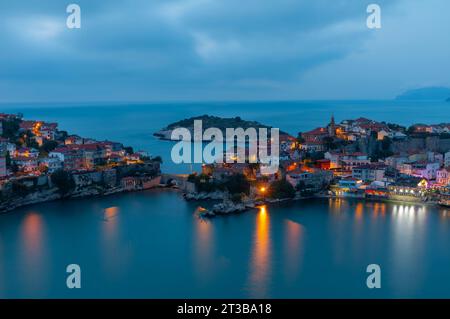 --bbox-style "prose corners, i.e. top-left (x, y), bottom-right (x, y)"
top-left (2, 0), bottom-right (445, 102)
